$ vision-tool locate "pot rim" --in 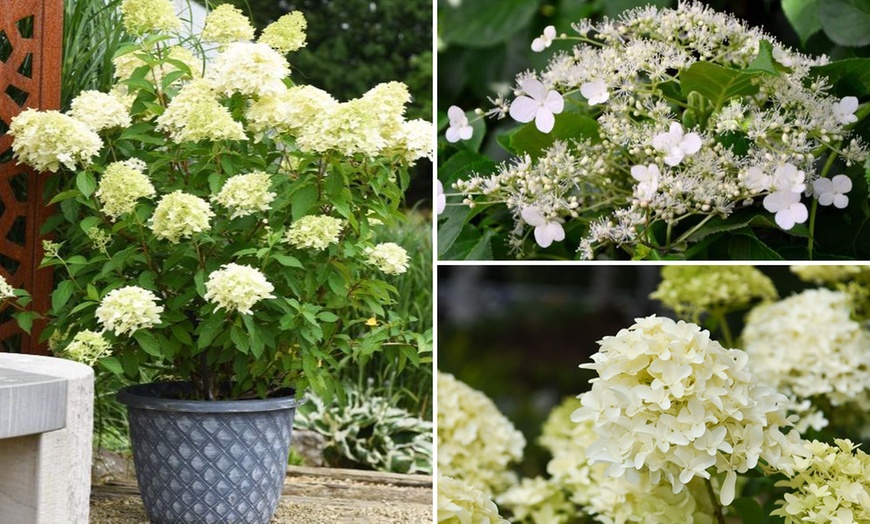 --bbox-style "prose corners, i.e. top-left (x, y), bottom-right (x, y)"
top-left (117, 381), bottom-right (301, 413)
